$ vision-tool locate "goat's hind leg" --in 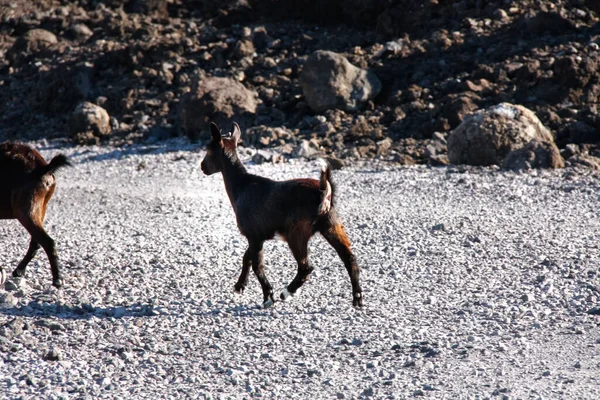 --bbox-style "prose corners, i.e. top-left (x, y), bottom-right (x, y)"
top-left (320, 220), bottom-right (363, 307)
top-left (12, 239), bottom-right (40, 278)
top-left (16, 210), bottom-right (63, 289)
top-left (234, 248), bottom-right (252, 294)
